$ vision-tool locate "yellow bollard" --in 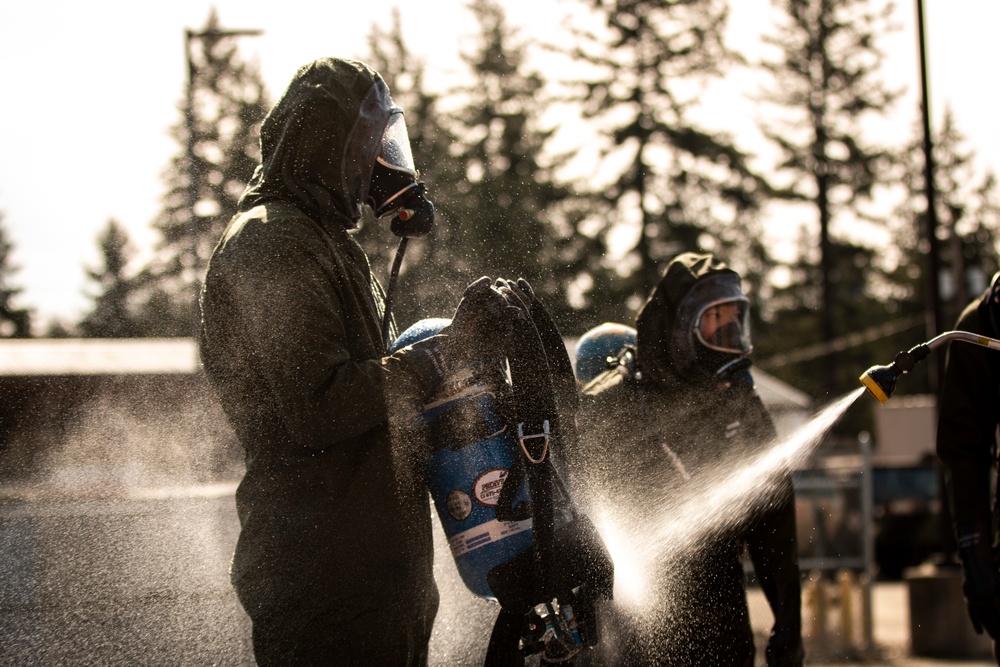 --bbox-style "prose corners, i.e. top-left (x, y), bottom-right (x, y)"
top-left (837, 569), bottom-right (856, 650)
top-left (805, 571), bottom-right (828, 646)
